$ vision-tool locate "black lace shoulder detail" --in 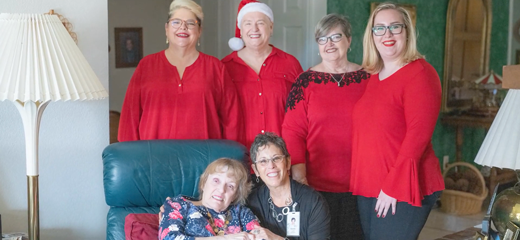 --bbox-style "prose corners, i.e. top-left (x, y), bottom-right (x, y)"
top-left (286, 70), bottom-right (370, 111)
